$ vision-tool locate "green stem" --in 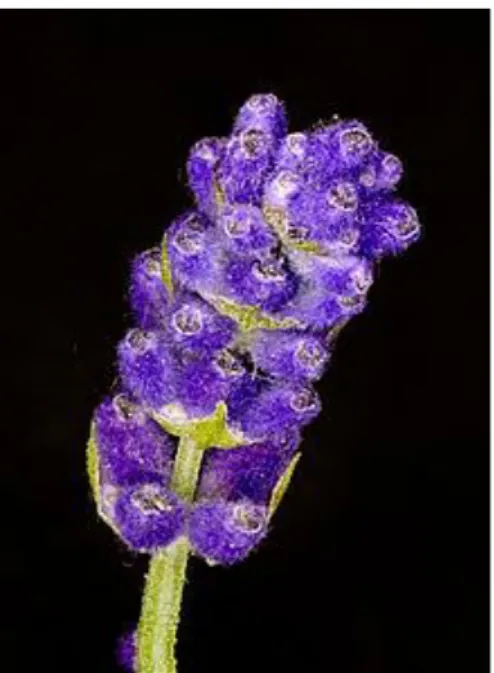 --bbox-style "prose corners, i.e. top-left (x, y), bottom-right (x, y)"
top-left (169, 435), bottom-right (204, 501)
top-left (137, 435), bottom-right (203, 673)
